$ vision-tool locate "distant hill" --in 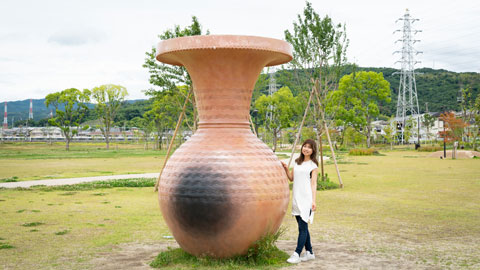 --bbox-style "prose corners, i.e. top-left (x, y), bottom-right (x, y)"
top-left (255, 66), bottom-right (480, 116)
top-left (0, 98), bottom-right (147, 127)
top-left (3, 67), bottom-right (479, 126)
